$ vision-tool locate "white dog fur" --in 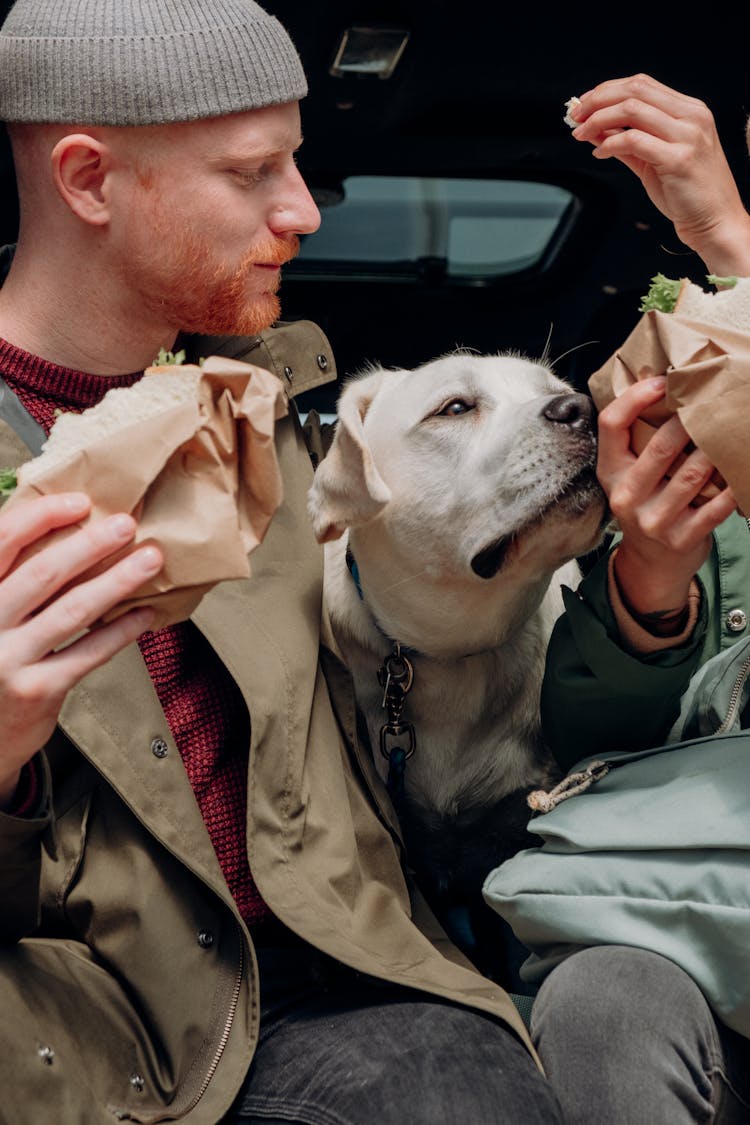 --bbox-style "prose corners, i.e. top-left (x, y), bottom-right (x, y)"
top-left (307, 350), bottom-right (606, 974)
